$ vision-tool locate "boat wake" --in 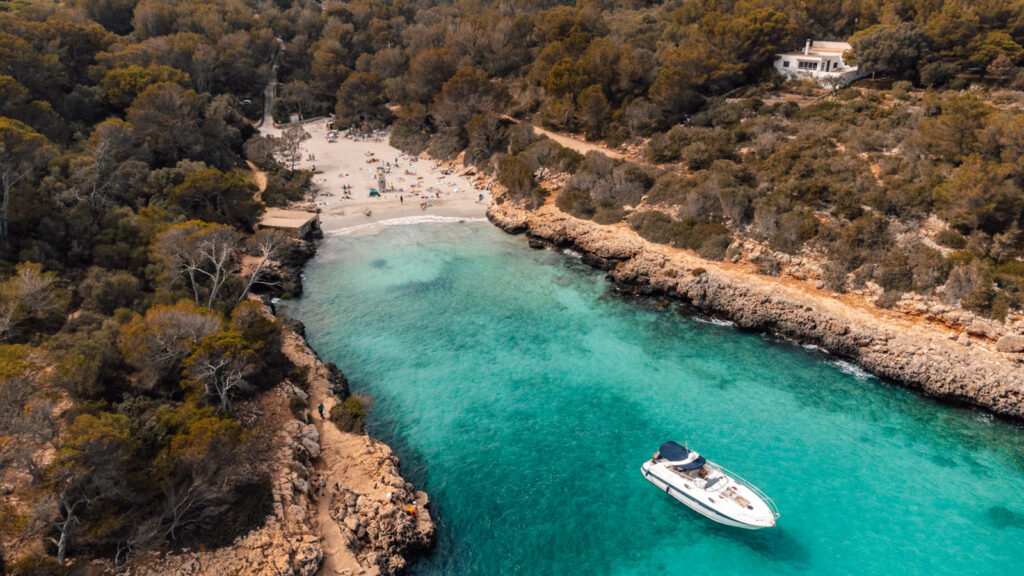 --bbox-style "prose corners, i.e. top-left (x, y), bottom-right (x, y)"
top-left (328, 215), bottom-right (489, 236)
